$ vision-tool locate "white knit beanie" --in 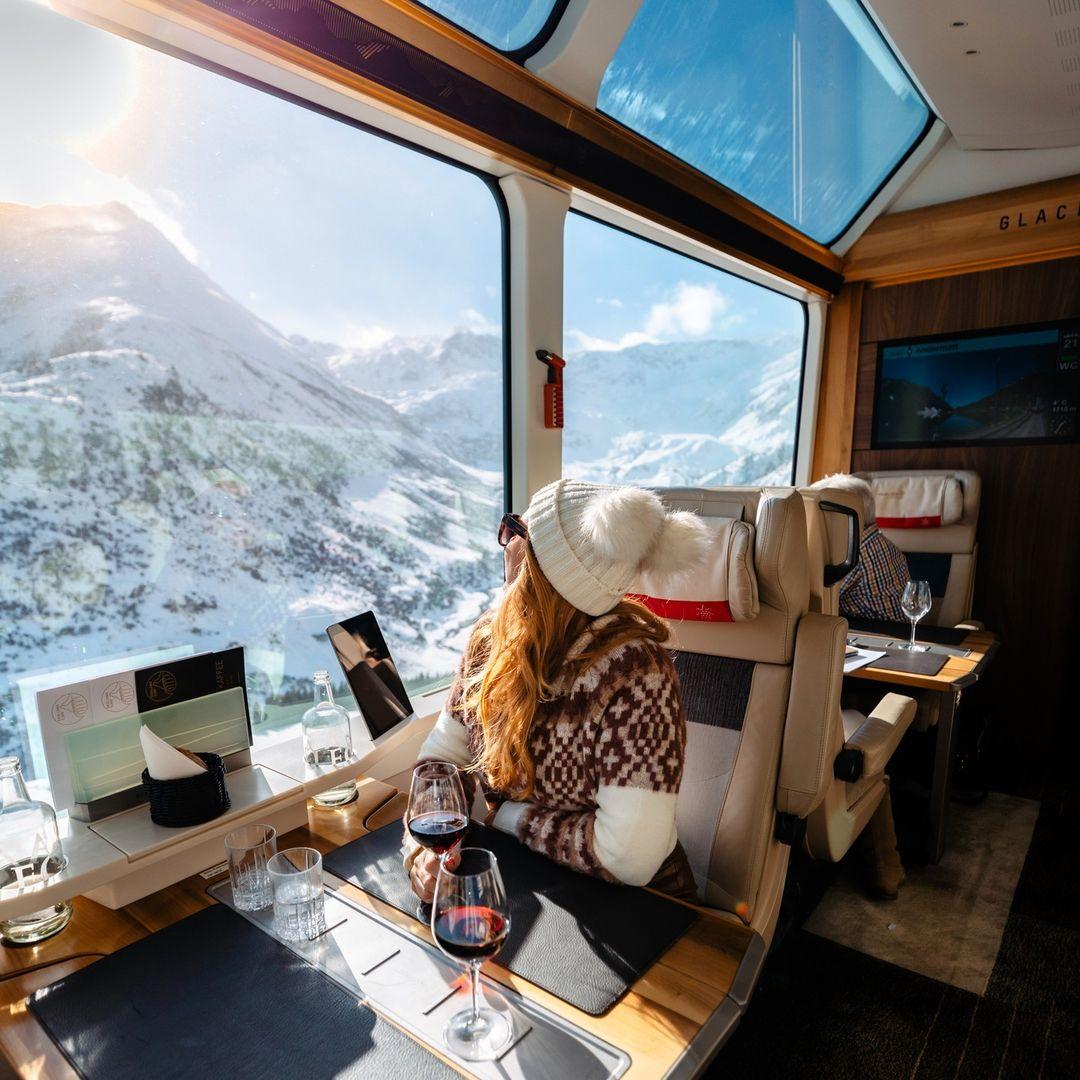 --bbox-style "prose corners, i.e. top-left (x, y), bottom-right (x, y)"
top-left (523, 479), bottom-right (710, 616)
